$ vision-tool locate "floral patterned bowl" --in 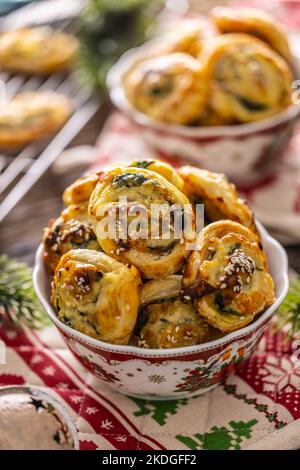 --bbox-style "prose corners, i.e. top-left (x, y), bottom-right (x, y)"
top-left (107, 45), bottom-right (300, 184)
top-left (33, 222), bottom-right (288, 400)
